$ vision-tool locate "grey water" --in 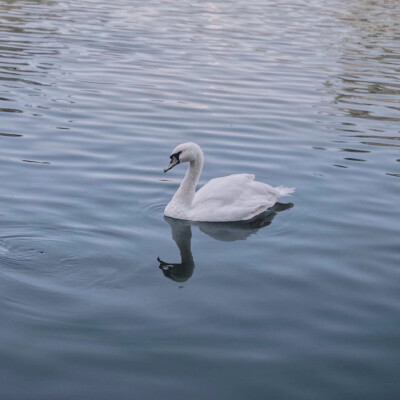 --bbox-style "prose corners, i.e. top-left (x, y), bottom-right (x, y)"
top-left (0, 0), bottom-right (399, 398)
